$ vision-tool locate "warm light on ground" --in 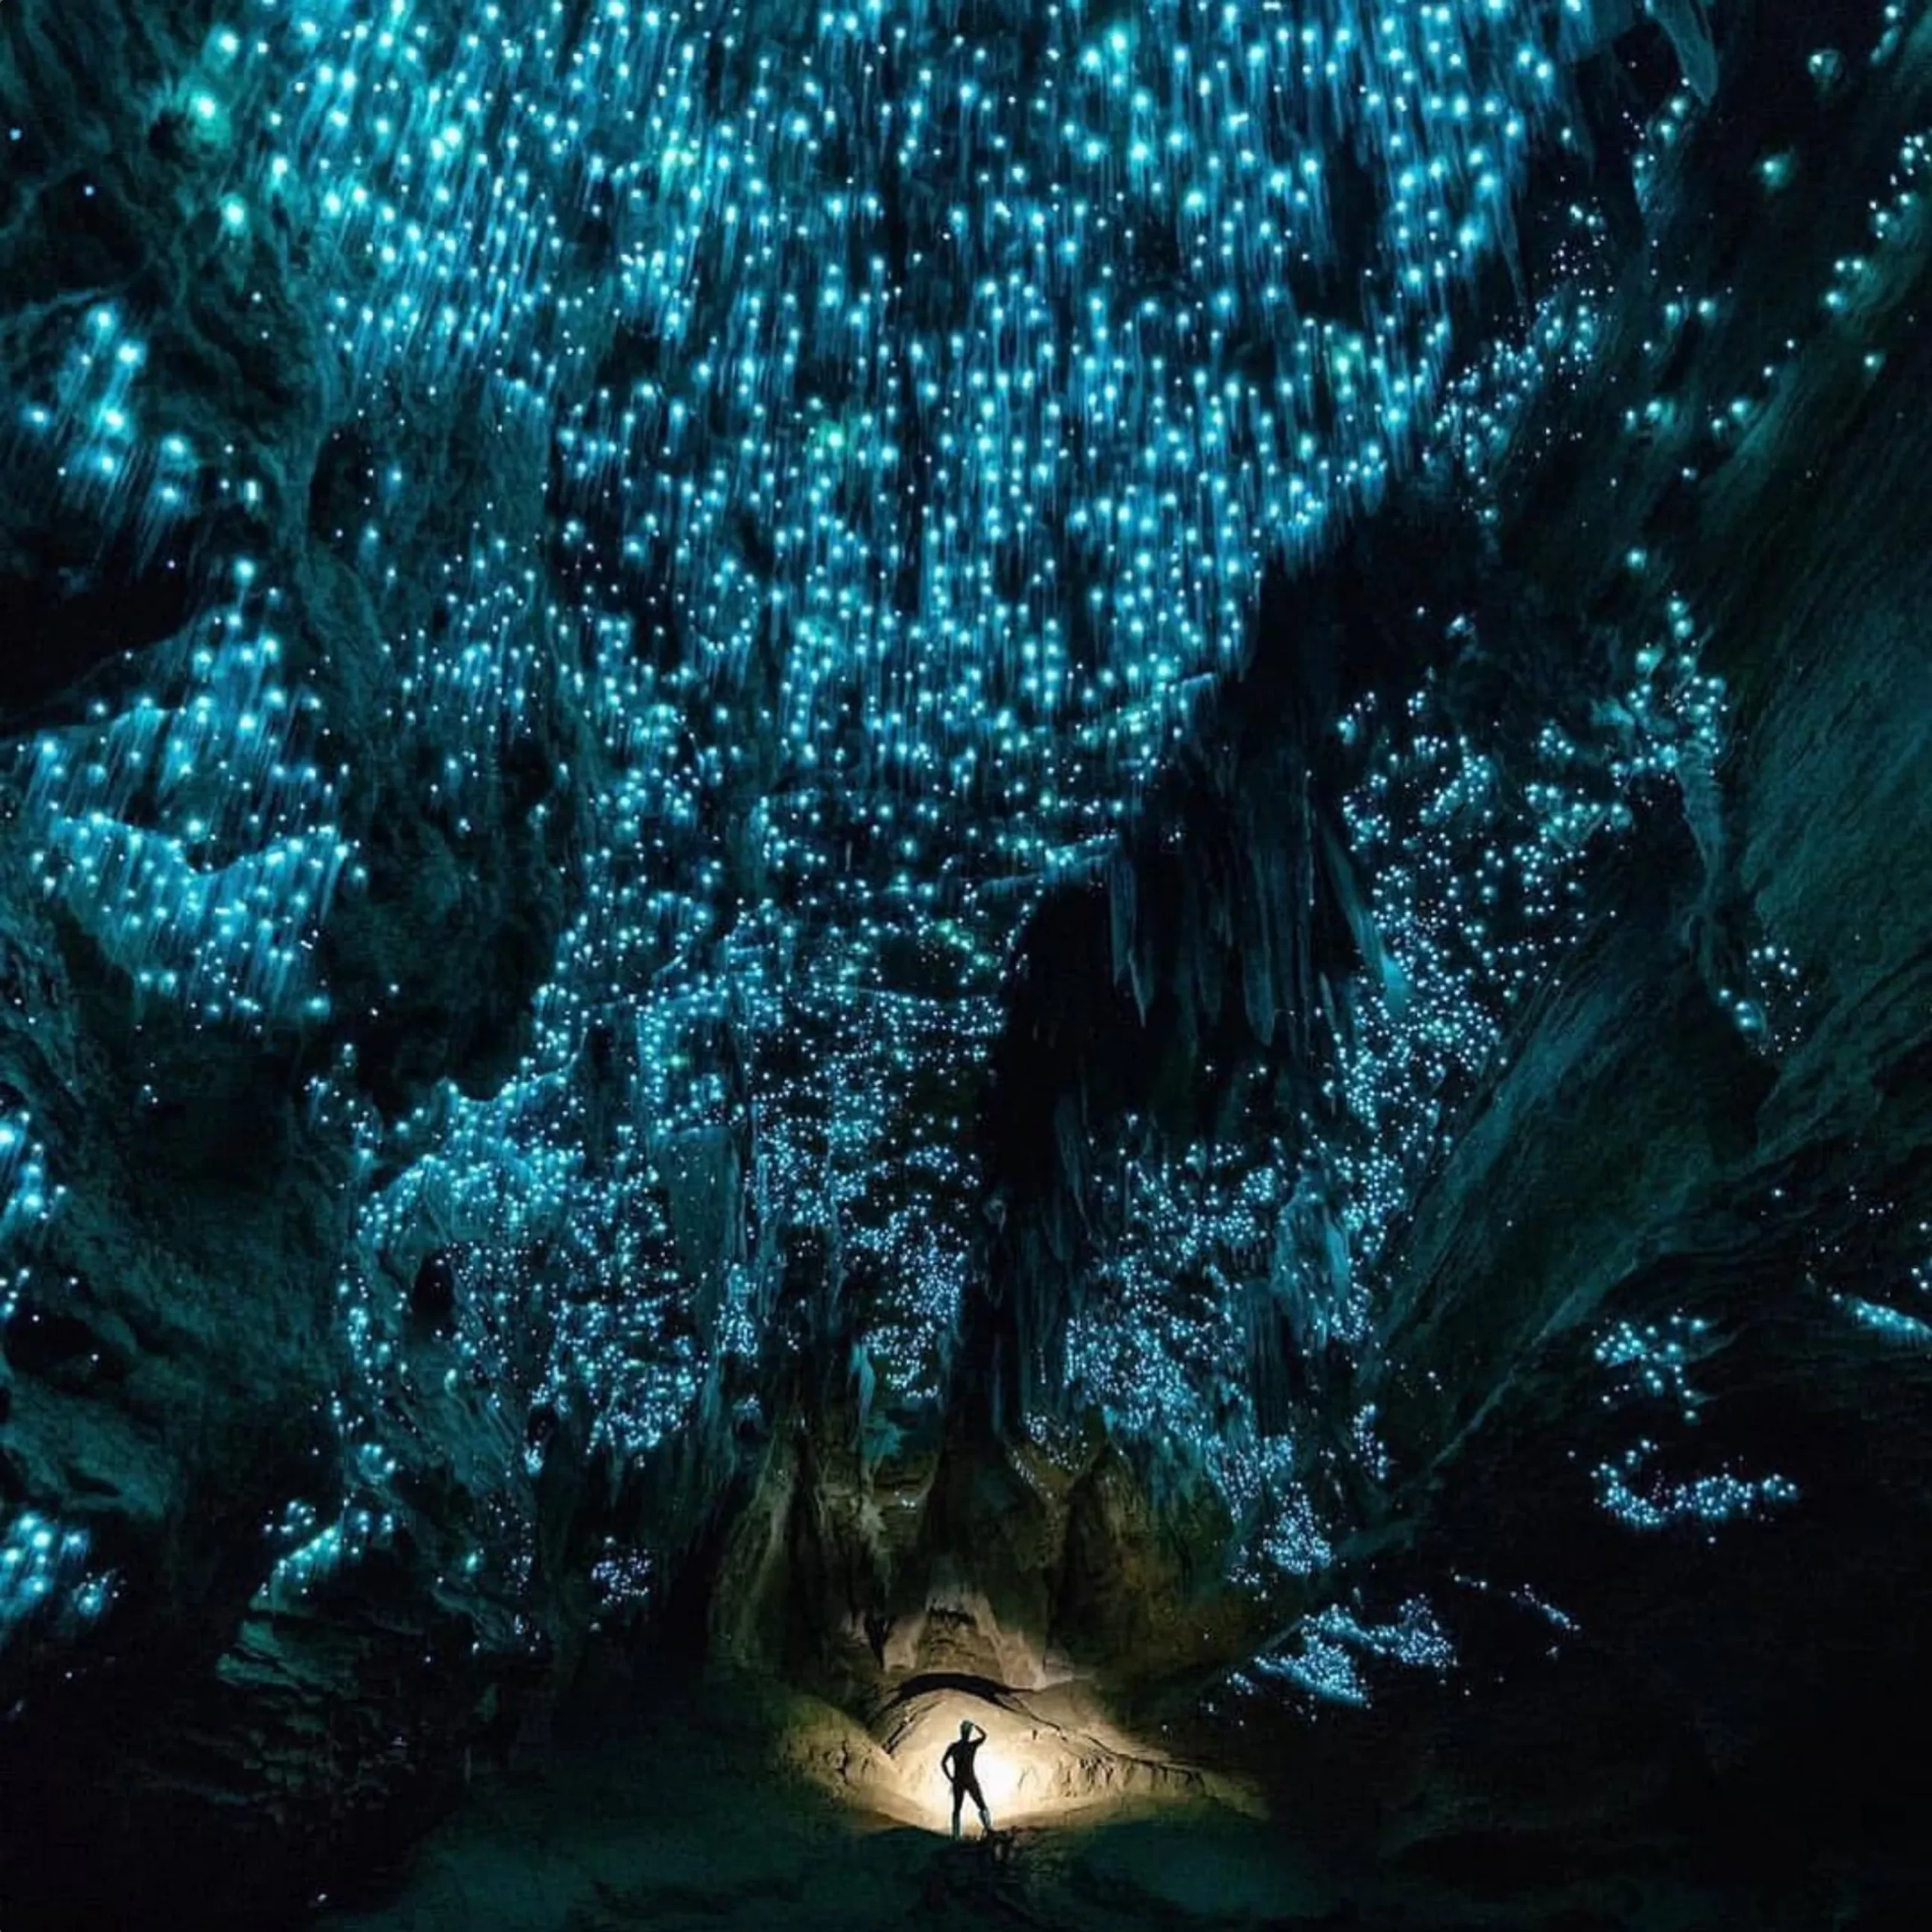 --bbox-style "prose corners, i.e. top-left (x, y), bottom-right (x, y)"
top-left (854, 1678), bottom-right (1260, 1835)
top-left (894, 1698), bottom-right (1076, 1830)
